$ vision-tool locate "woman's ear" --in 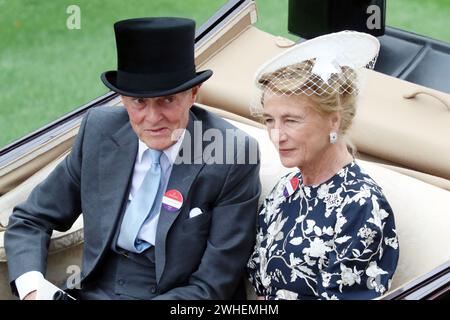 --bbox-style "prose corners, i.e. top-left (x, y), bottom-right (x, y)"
top-left (329, 111), bottom-right (341, 132)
